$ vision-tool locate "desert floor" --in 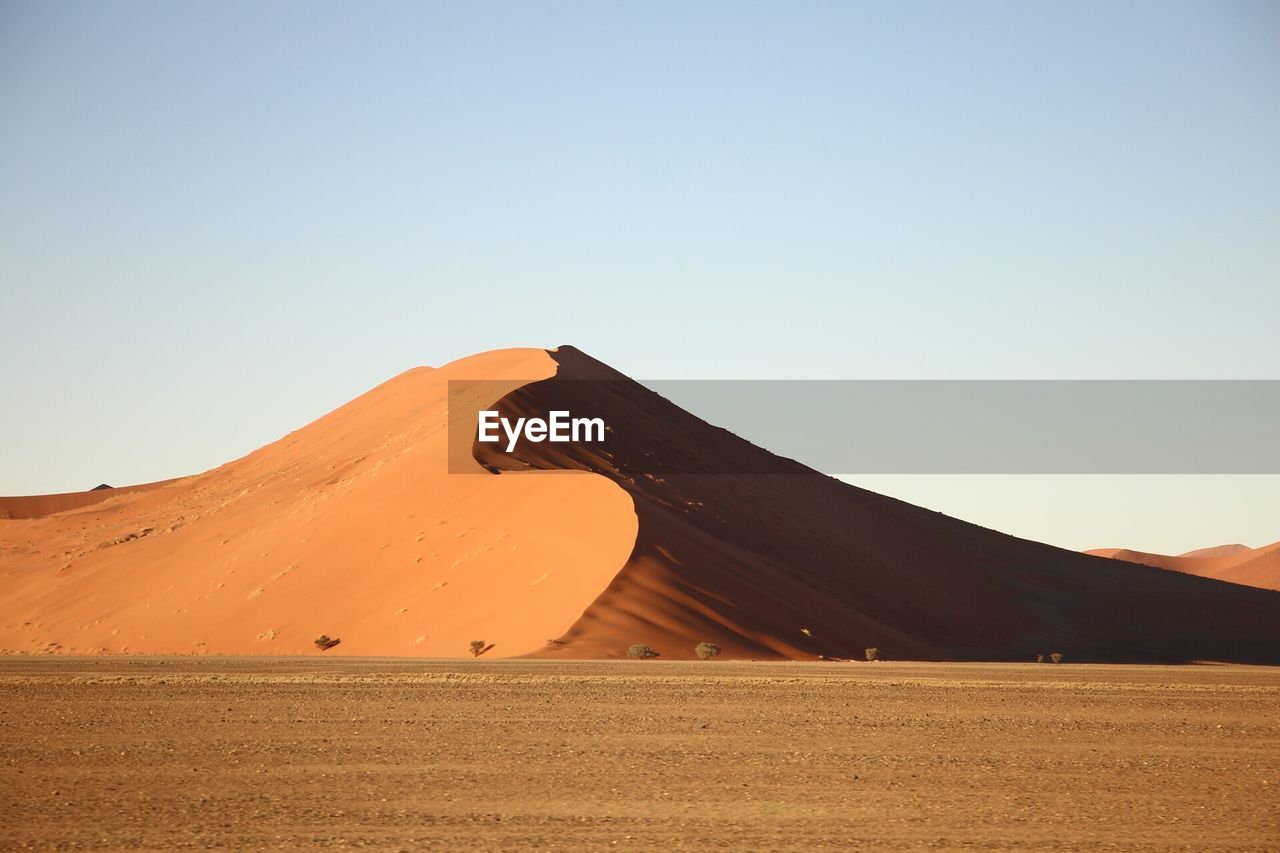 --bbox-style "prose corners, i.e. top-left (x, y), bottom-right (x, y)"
top-left (1, 659), bottom-right (1277, 850)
